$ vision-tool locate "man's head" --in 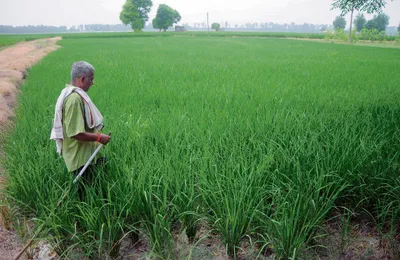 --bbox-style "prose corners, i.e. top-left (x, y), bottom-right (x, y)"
top-left (71, 61), bottom-right (95, 92)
